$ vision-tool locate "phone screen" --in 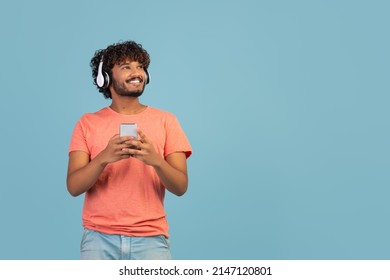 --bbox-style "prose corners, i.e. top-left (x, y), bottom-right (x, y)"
top-left (120, 123), bottom-right (137, 138)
